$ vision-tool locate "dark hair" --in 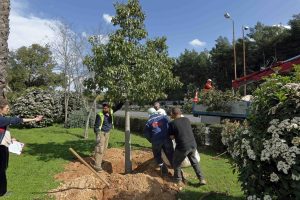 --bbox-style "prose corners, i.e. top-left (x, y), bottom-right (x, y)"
top-left (102, 102), bottom-right (110, 108)
top-left (0, 99), bottom-right (9, 109)
top-left (171, 107), bottom-right (182, 116)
